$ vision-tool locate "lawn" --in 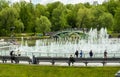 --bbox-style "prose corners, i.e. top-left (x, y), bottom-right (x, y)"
top-left (0, 64), bottom-right (119, 77)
